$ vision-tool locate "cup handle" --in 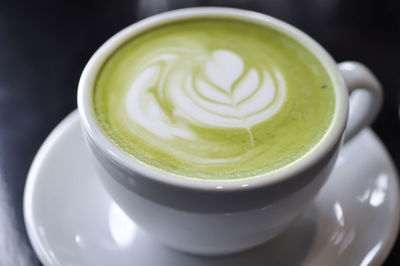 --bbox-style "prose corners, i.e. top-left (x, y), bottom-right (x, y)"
top-left (338, 61), bottom-right (383, 142)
